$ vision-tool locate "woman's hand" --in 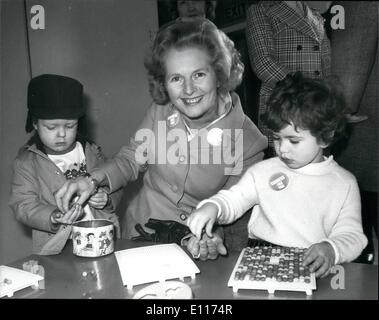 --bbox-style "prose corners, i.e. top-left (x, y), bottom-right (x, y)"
top-left (51, 203), bottom-right (84, 226)
top-left (88, 188), bottom-right (109, 209)
top-left (187, 202), bottom-right (219, 240)
top-left (55, 177), bottom-right (96, 213)
top-left (186, 228), bottom-right (227, 261)
top-left (302, 242), bottom-right (336, 278)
